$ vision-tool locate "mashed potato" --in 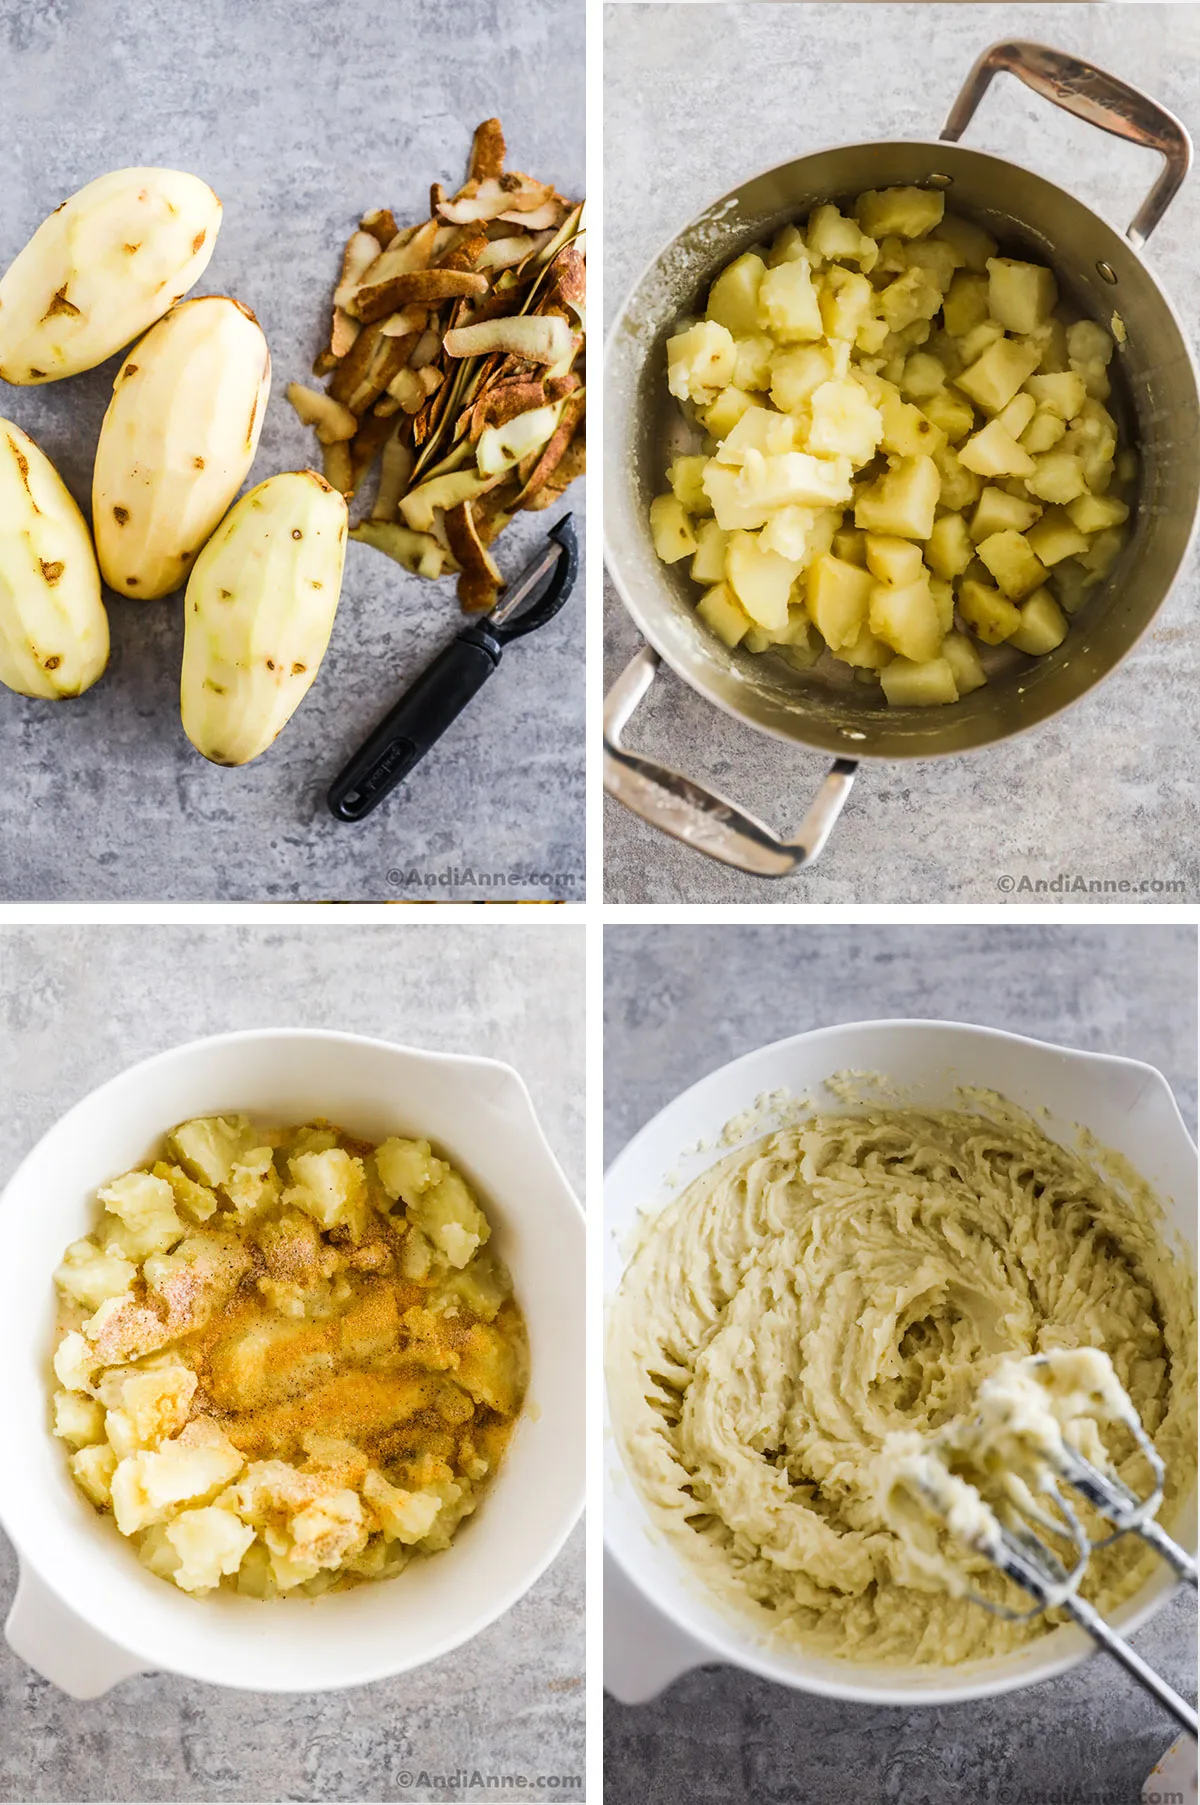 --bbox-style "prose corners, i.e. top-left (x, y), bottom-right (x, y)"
top-left (608, 1100), bottom-right (1195, 1664)
top-left (52, 1117), bottom-right (527, 1598)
